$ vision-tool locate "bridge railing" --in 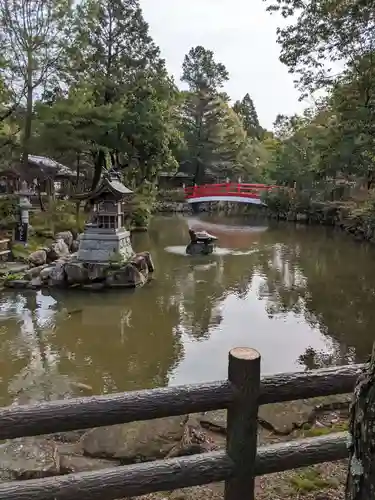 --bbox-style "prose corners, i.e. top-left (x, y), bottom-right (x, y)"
top-left (184, 183), bottom-right (279, 199)
top-left (0, 347), bottom-right (360, 500)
